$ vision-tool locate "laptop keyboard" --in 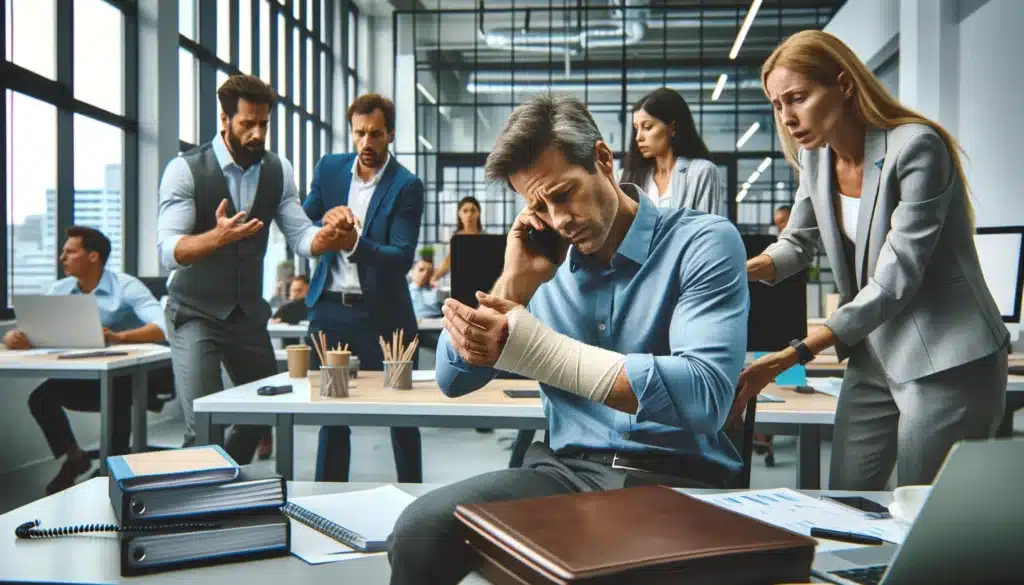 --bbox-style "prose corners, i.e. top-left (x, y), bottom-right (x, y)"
top-left (830, 565), bottom-right (888, 585)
